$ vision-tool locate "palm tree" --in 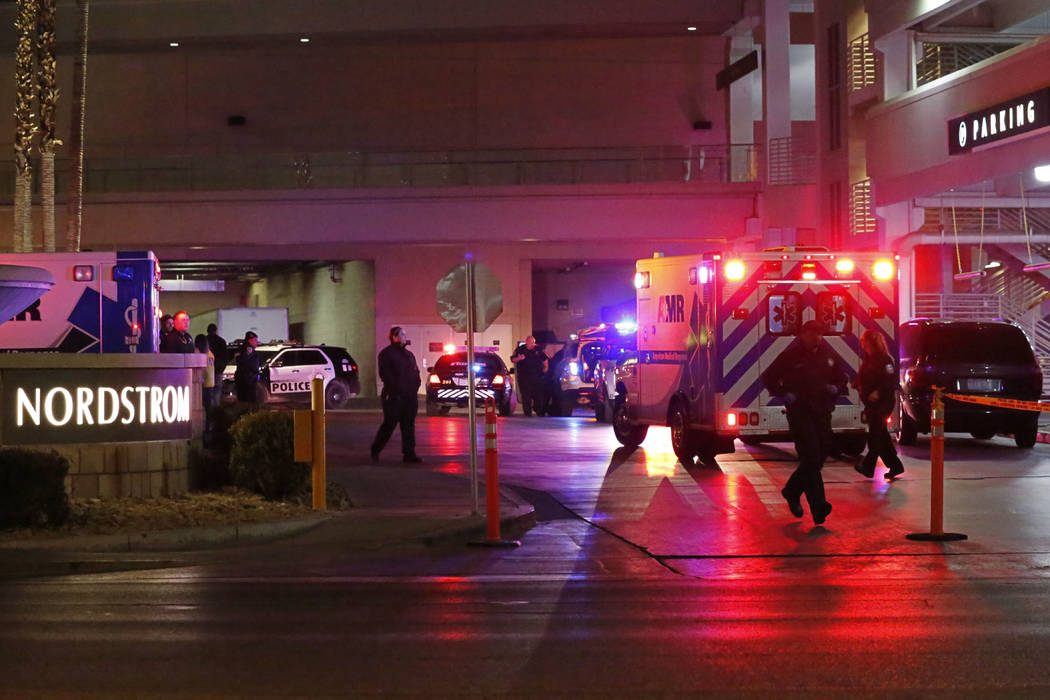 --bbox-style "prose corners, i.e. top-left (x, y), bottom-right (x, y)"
top-left (36, 0), bottom-right (60, 252)
top-left (13, 0), bottom-right (38, 253)
top-left (65, 0), bottom-right (88, 252)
